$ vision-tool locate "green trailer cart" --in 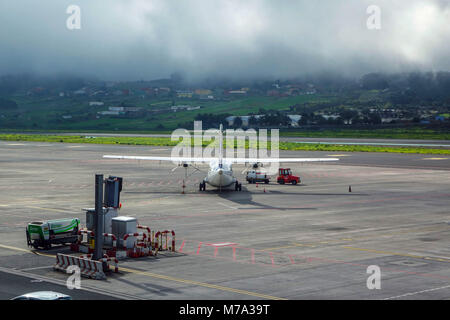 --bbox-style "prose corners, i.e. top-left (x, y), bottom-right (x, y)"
top-left (26, 218), bottom-right (80, 249)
